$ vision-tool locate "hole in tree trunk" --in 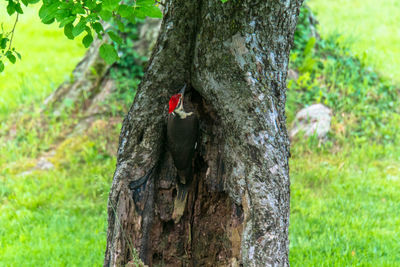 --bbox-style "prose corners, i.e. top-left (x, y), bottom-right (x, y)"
top-left (144, 90), bottom-right (242, 266)
top-left (172, 187), bottom-right (177, 198)
top-left (137, 130), bottom-right (144, 144)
